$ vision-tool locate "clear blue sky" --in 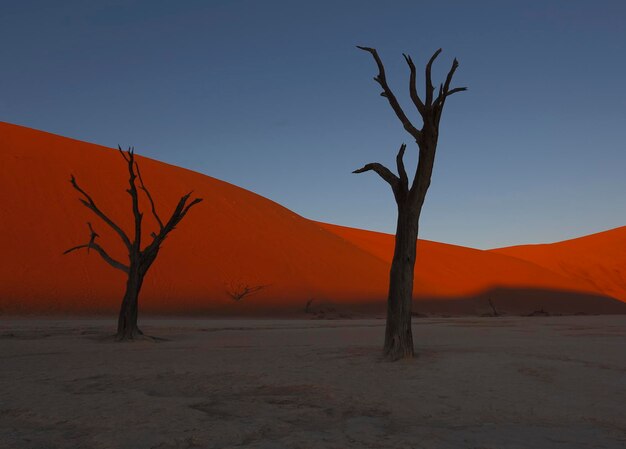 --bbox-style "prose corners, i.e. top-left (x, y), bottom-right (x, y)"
top-left (2, 0), bottom-right (625, 249)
